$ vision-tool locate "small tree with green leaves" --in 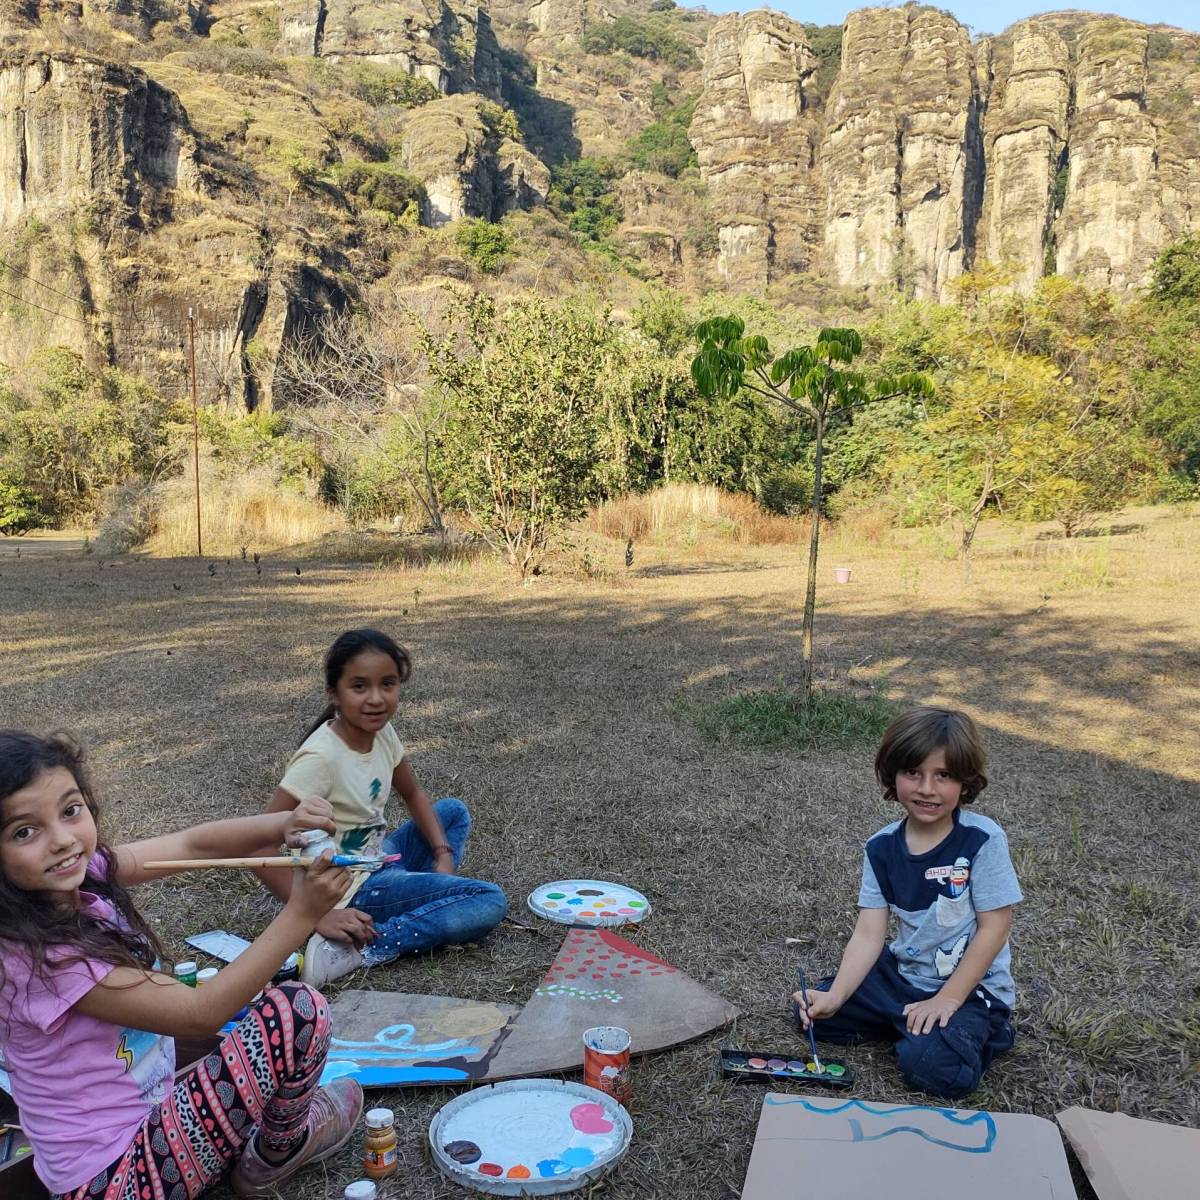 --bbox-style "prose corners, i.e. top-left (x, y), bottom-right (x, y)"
top-left (691, 318), bottom-right (931, 702)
